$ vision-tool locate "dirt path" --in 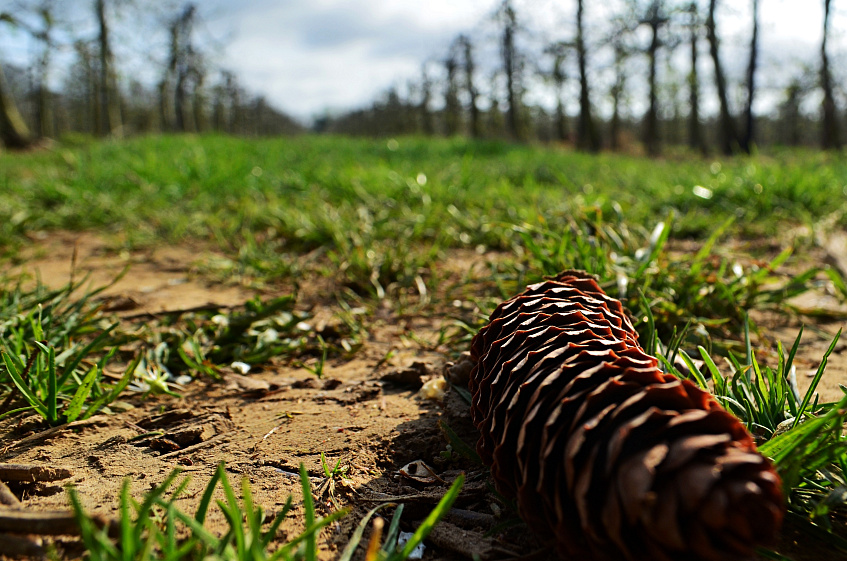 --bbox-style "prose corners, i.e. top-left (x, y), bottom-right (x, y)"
top-left (2, 232), bottom-right (846, 560)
